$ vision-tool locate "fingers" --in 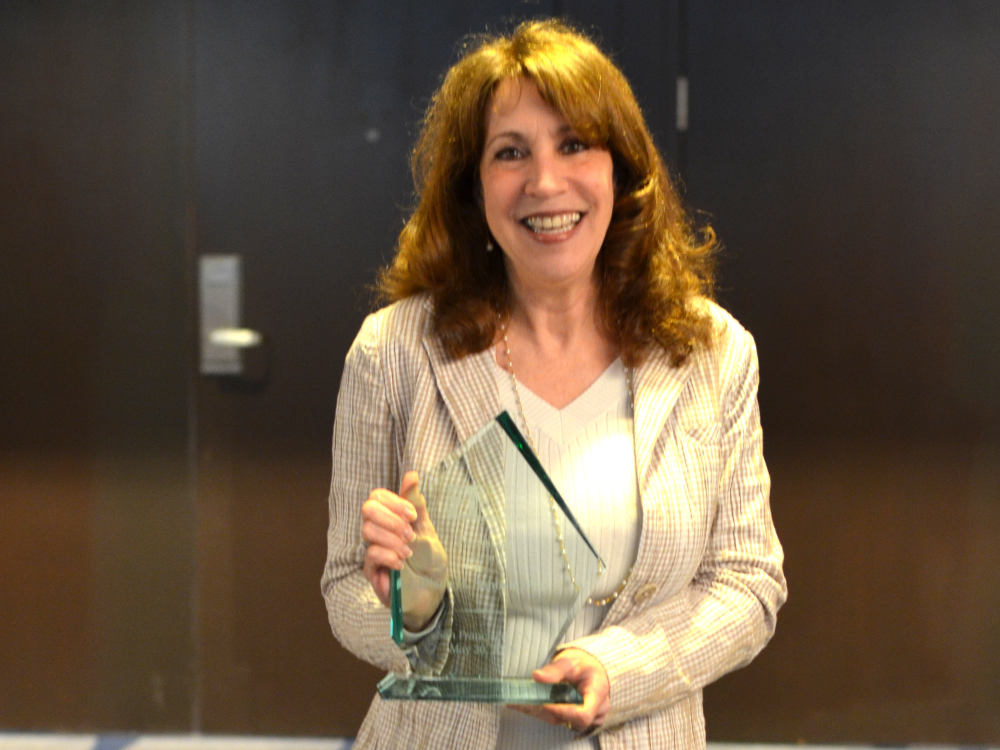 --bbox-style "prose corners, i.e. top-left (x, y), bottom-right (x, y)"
top-left (523, 700), bottom-right (601, 734)
top-left (363, 487), bottom-right (417, 528)
top-left (362, 489), bottom-right (415, 536)
top-left (363, 535), bottom-right (410, 571)
top-left (521, 649), bottom-right (610, 732)
top-left (531, 658), bottom-right (572, 684)
top-left (400, 471), bottom-right (434, 532)
top-left (360, 474), bottom-right (445, 613)
top-left (399, 470), bottom-right (420, 507)
top-left (361, 486), bottom-right (418, 574)
top-left (362, 513), bottom-right (413, 554)
top-left (575, 676), bottom-right (608, 729)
